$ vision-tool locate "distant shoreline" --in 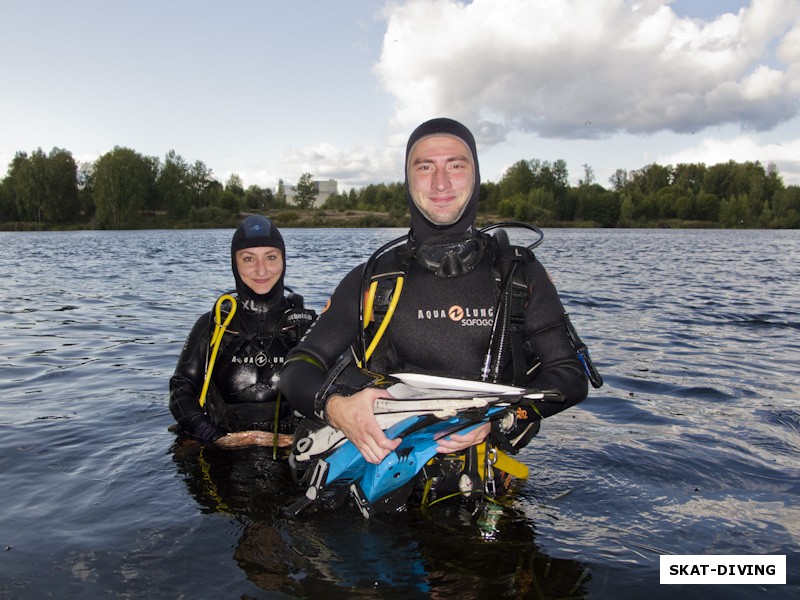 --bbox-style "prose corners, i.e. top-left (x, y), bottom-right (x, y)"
top-left (0, 209), bottom-right (767, 232)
